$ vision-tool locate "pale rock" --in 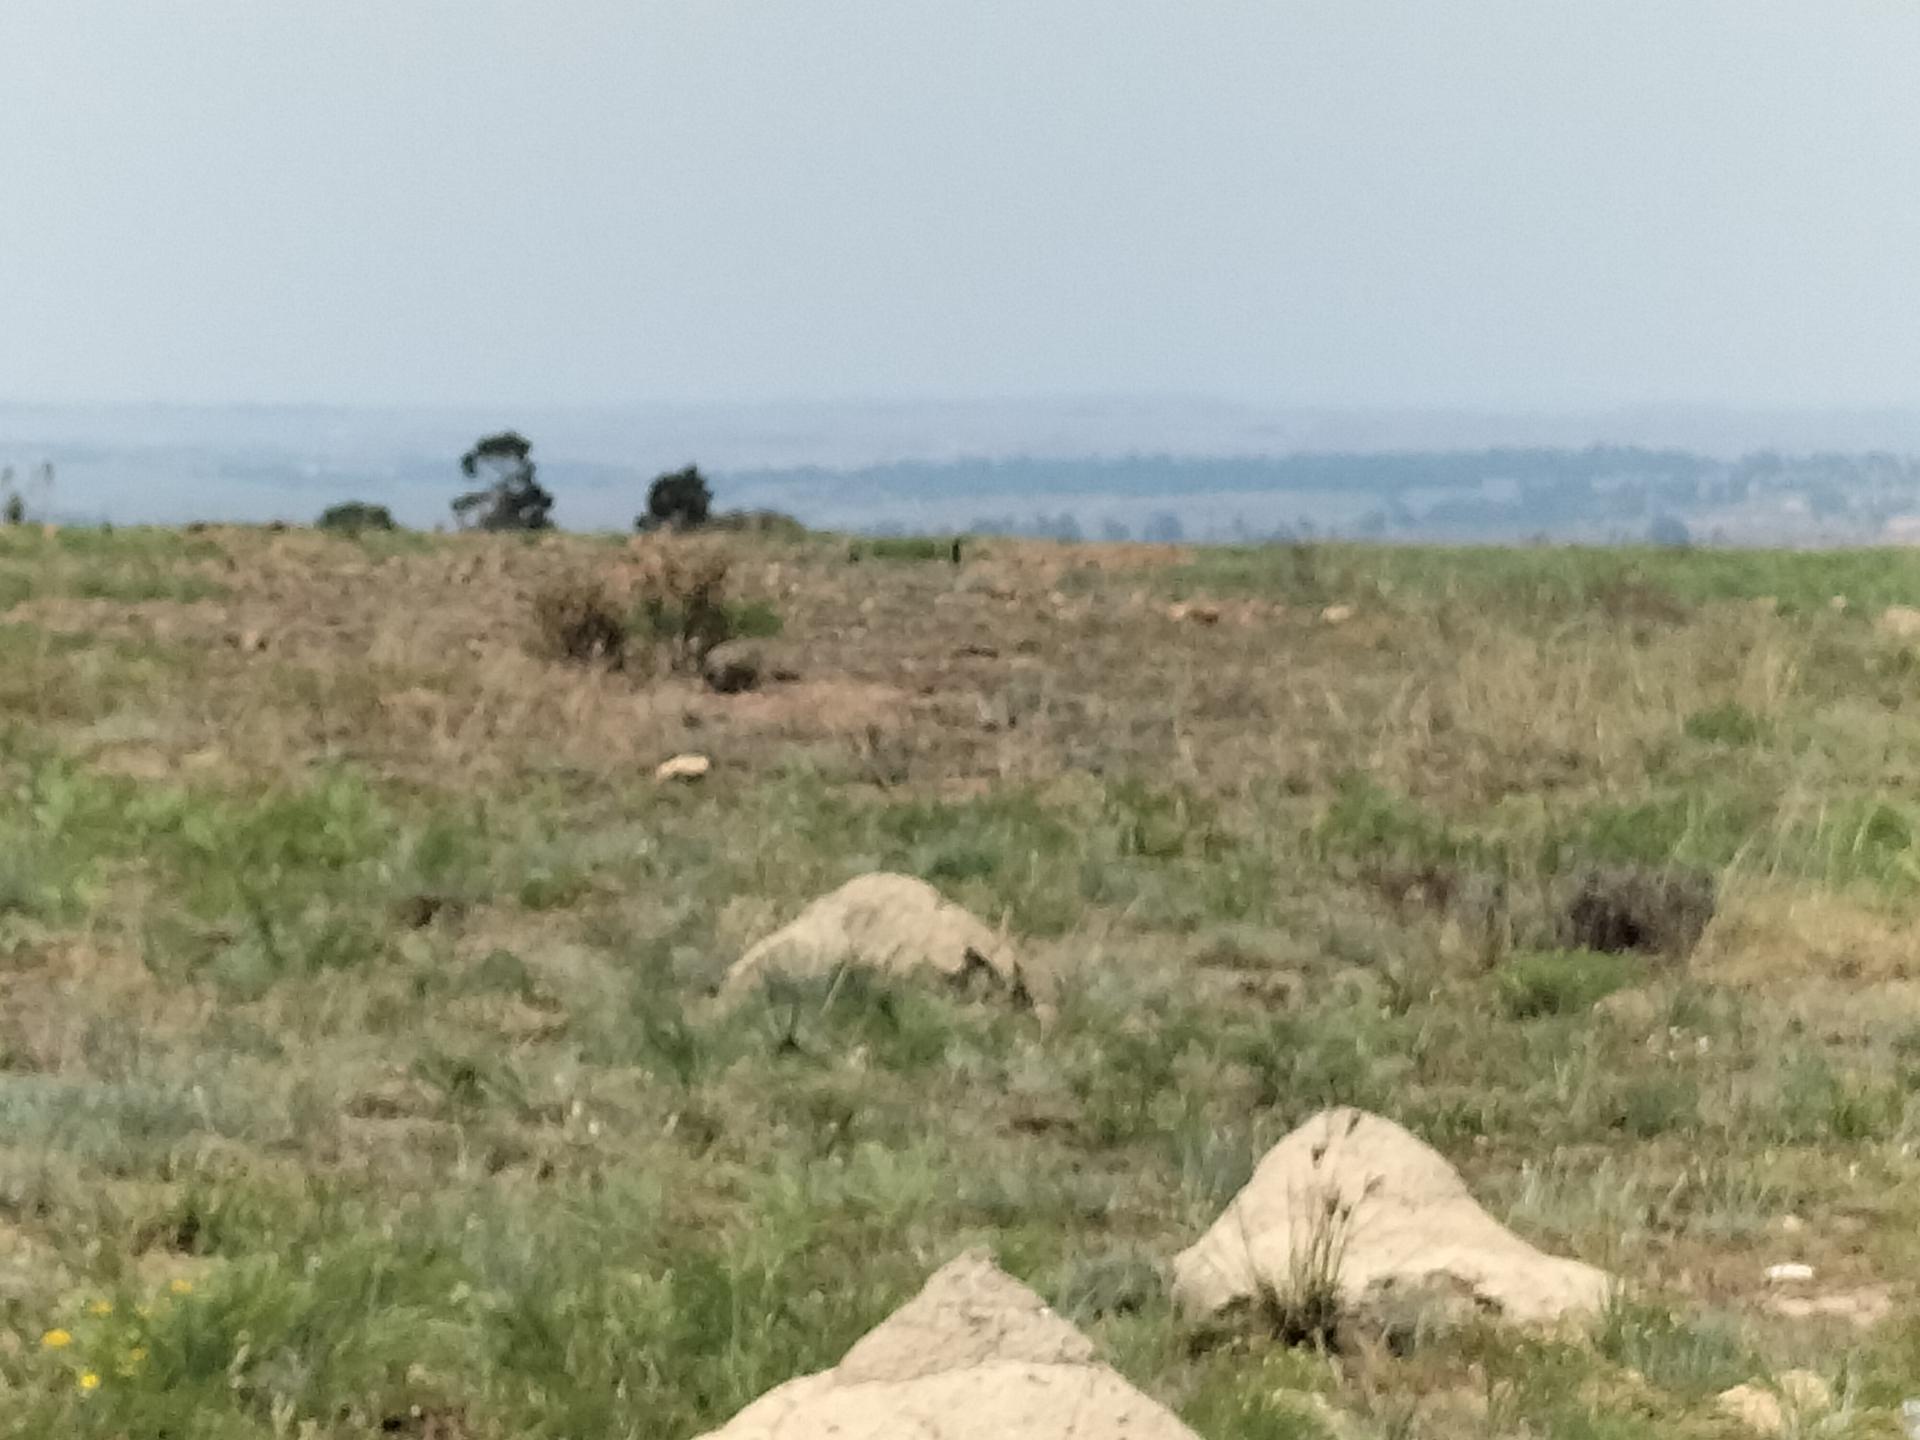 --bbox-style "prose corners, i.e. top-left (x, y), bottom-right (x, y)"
top-left (1878, 605), bottom-right (1920, 638)
top-left (655, 753), bottom-right (712, 783)
top-left (1168, 600), bottom-right (1222, 624)
top-left (1716, 1371), bottom-right (1832, 1435)
top-left (696, 1252), bottom-right (1198, 1440)
top-left (721, 873), bottom-right (1030, 1006)
top-left (1173, 1108), bottom-right (1609, 1328)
